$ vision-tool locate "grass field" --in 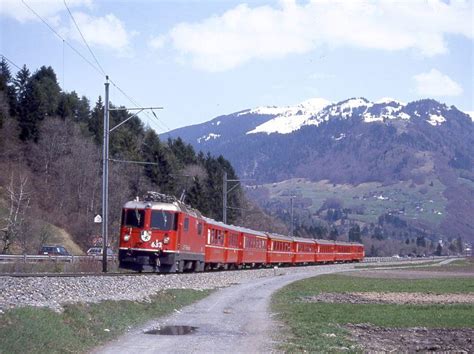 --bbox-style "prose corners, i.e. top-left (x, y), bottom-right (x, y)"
top-left (271, 274), bottom-right (474, 352)
top-left (263, 177), bottom-right (447, 225)
top-left (415, 257), bottom-right (474, 272)
top-left (354, 260), bottom-right (442, 269)
top-left (0, 289), bottom-right (211, 354)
